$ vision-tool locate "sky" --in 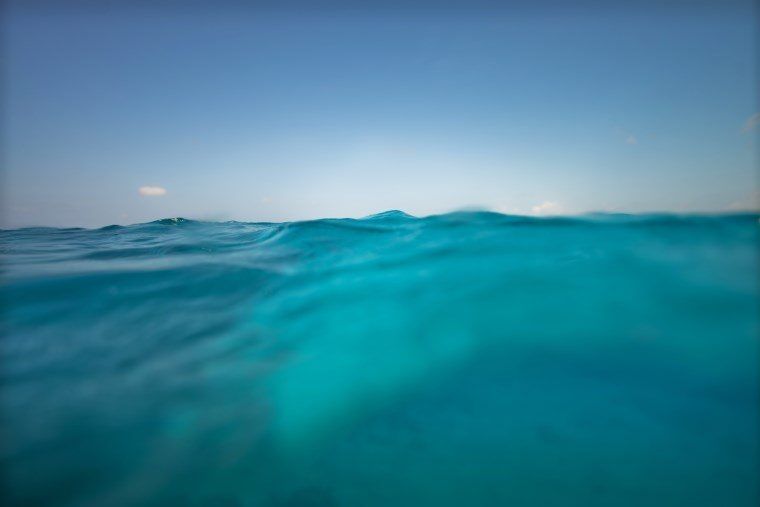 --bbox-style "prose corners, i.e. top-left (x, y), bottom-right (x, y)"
top-left (3, 0), bottom-right (758, 228)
